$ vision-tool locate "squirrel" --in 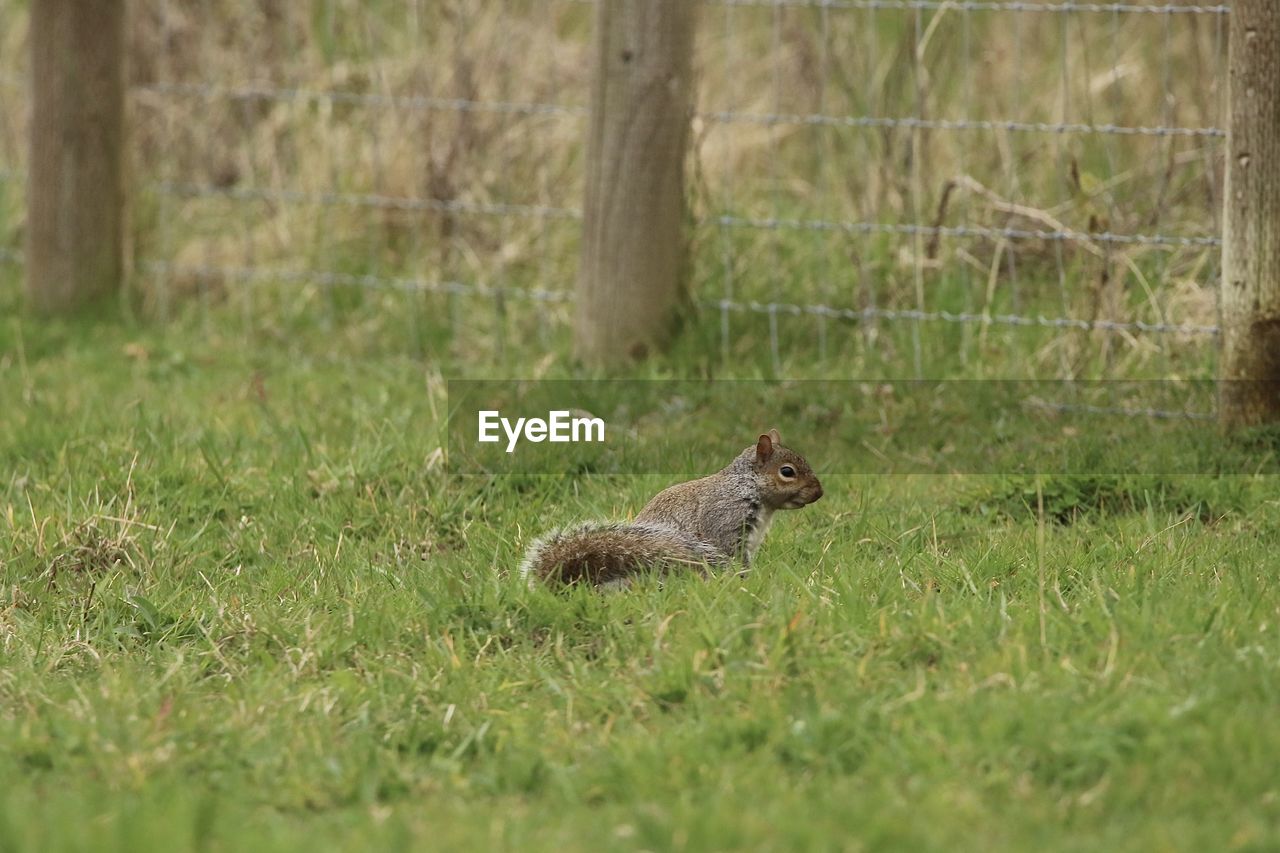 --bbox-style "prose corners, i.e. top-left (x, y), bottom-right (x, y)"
top-left (519, 429), bottom-right (823, 589)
